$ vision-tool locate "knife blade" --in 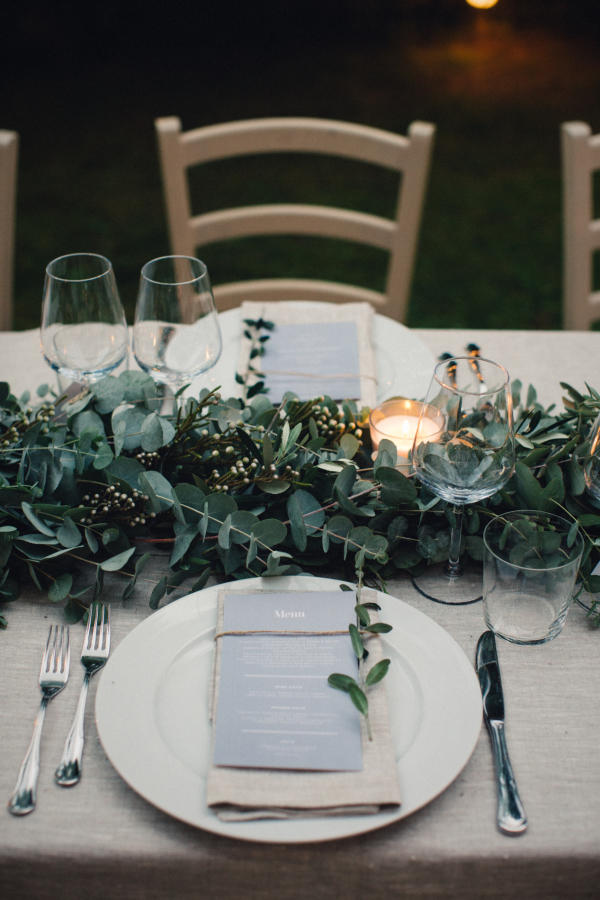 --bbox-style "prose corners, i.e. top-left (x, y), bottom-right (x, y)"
top-left (476, 630), bottom-right (527, 835)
